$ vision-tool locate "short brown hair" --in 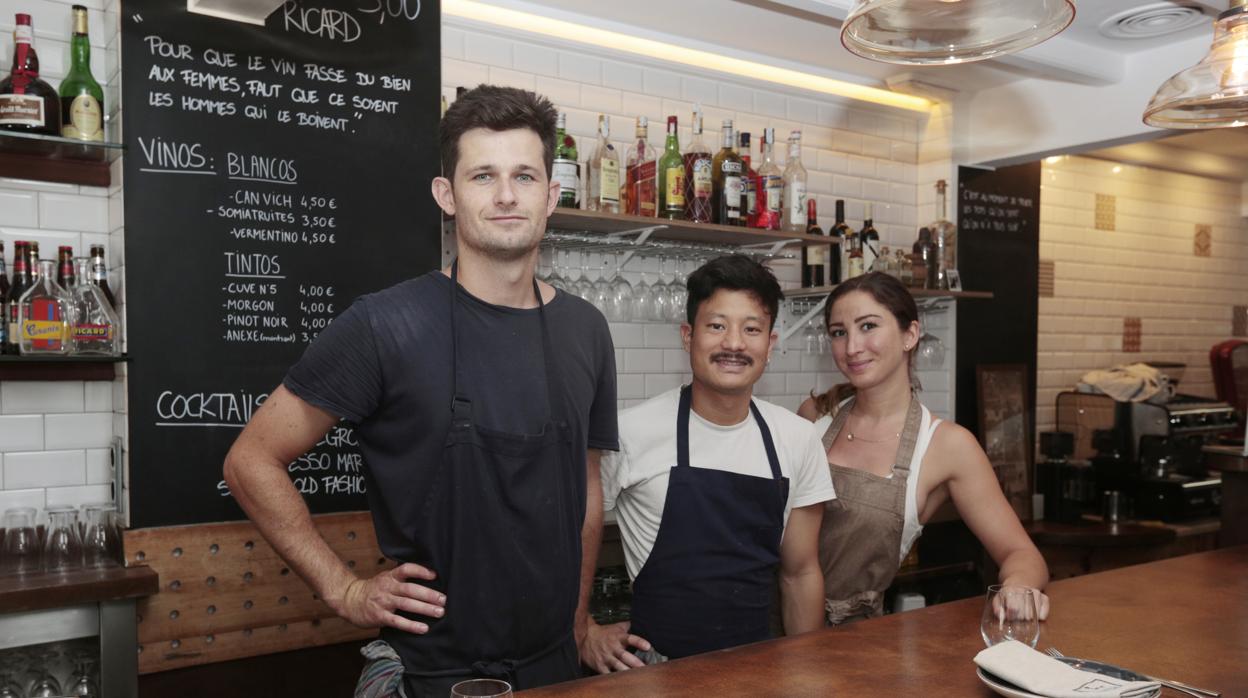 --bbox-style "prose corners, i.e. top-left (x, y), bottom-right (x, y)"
top-left (439, 84), bottom-right (558, 180)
